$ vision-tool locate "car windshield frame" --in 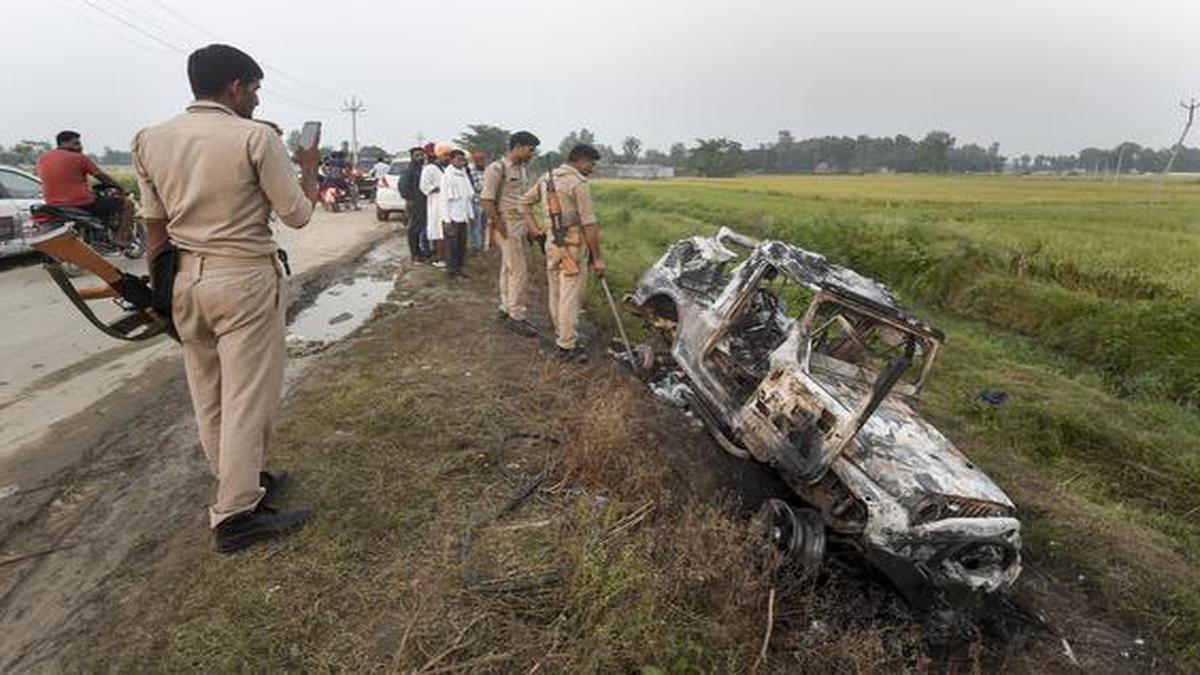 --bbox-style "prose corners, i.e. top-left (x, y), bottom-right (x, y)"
top-left (0, 169), bottom-right (43, 200)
